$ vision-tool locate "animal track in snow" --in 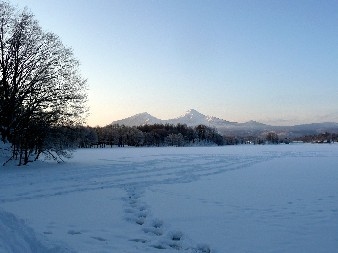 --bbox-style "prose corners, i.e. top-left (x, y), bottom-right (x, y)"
top-left (123, 186), bottom-right (213, 252)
